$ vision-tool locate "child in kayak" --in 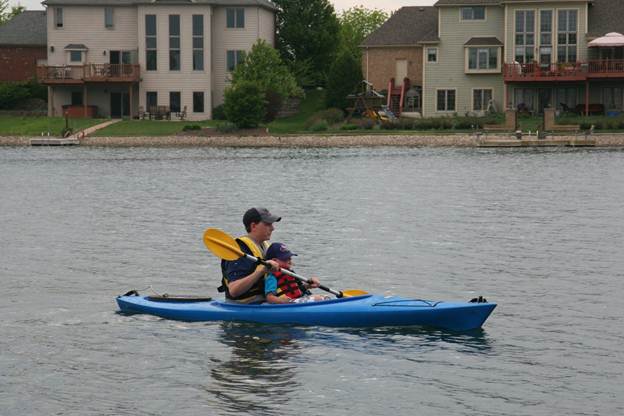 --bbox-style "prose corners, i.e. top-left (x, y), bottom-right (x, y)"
top-left (264, 242), bottom-right (330, 304)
